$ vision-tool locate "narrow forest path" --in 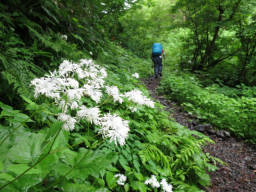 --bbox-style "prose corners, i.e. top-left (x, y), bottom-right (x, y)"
top-left (143, 77), bottom-right (256, 192)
